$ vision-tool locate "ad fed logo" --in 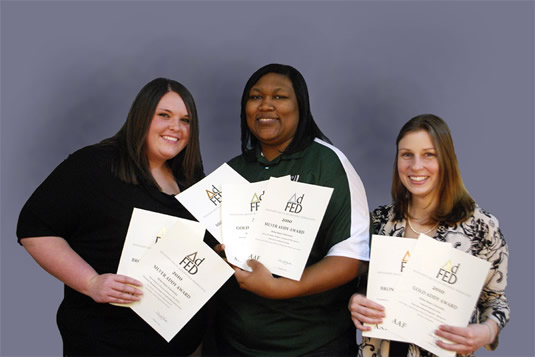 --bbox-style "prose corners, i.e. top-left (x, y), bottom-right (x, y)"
top-left (437, 260), bottom-right (460, 284)
top-left (179, 252), bottom-right (205, 275)
top-left (250, 191), bottom-right (264, 212)
top-left (285, 193), bottom-right (304, 213)
top-left (400, 250), bottom-right (410, 272)
top-left (206, 185), bottom-right (222, 206)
